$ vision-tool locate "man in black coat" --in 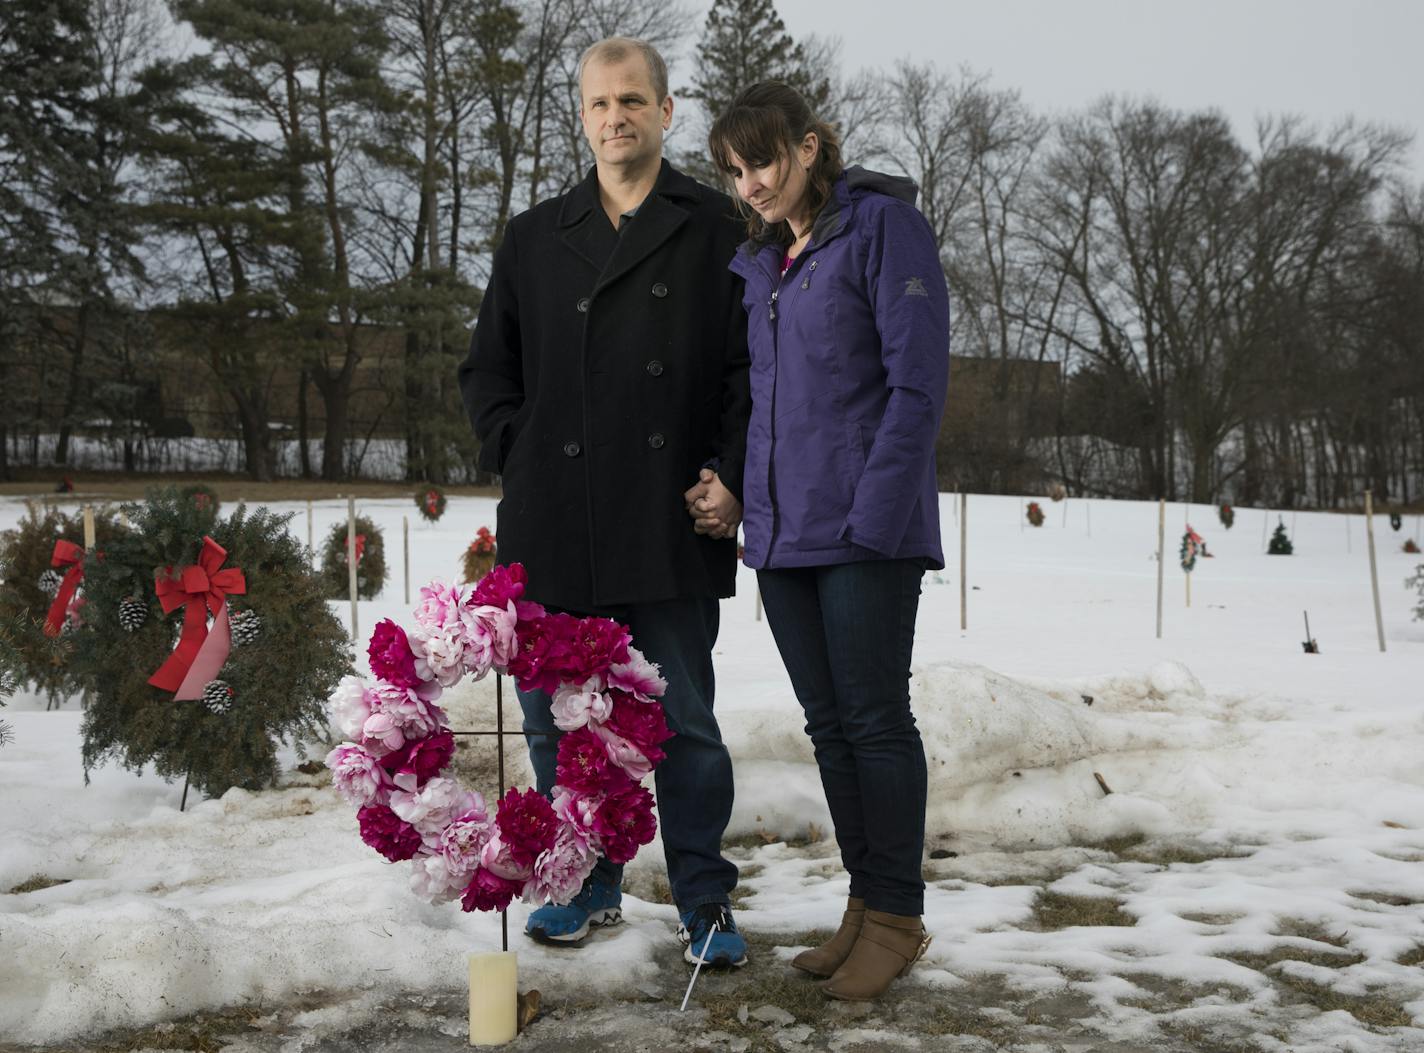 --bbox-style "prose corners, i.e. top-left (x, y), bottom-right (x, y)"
top-left (458, 36), bottom-right (752, 967)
